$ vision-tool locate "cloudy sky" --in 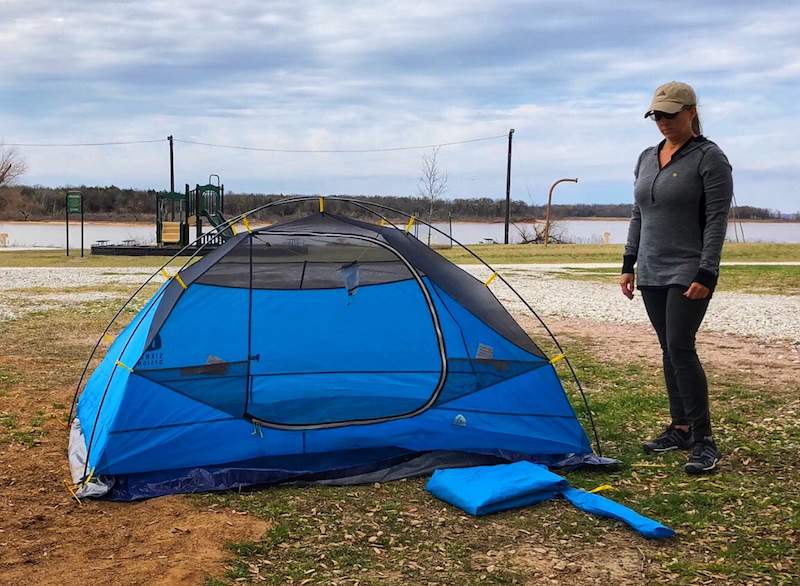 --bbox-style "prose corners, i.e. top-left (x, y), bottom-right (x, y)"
top-left (2, 1), bottom-right (798, 210)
